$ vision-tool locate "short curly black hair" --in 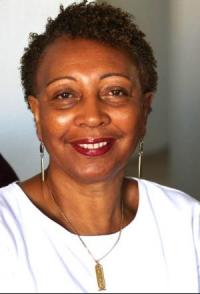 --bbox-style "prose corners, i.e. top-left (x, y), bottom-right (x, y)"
top-left (20, 0), bottom-right (158, 105)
